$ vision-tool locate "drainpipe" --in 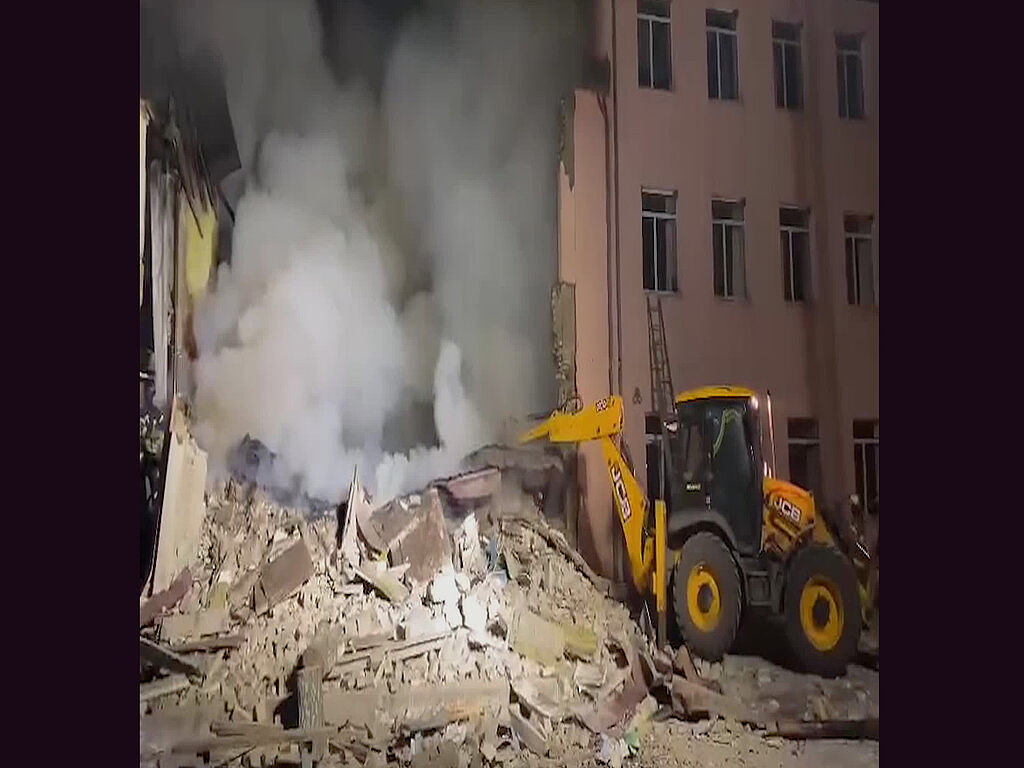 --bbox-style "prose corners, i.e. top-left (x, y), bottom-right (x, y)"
top-left (599, 95), bottom-right (614, 398)
top-left (610, 0), bottom-right (623, 398)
